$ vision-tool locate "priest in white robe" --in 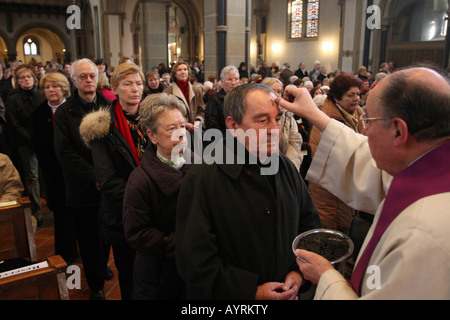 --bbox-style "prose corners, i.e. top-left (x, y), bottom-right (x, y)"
top-left (277, 67), bottom-right (450, 300)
